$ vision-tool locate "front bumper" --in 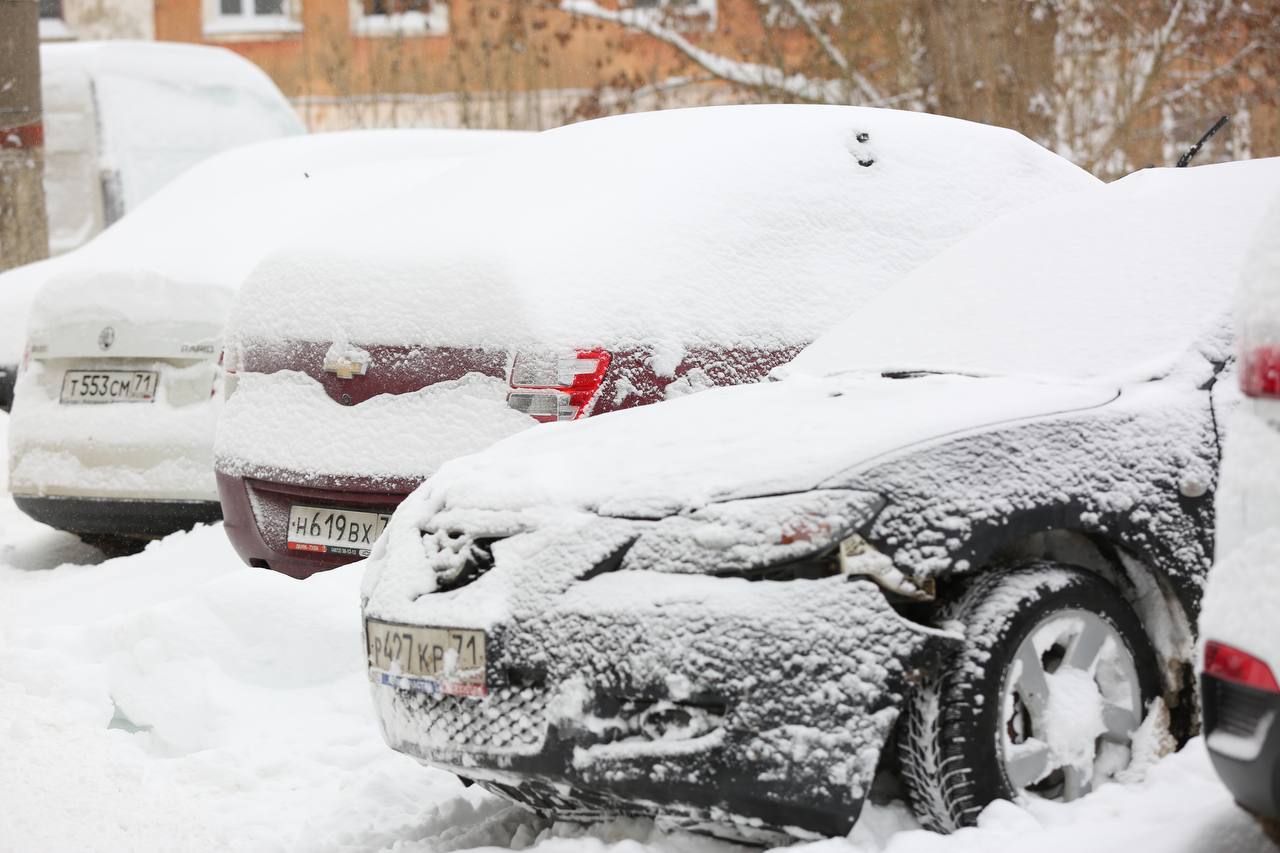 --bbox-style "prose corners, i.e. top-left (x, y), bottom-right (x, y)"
top-left (14, 494), bottom-right (222, 539)
top-left (217, 470), bottom-right (412, 579)
top-left (368, 560), bottom-right (947, 840)
top-left (1204, 673), bottom-right (1280, 820)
